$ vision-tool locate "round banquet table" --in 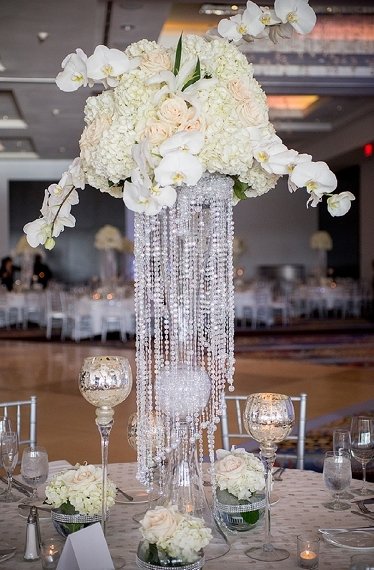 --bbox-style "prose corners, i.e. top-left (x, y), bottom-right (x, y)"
top-left (0, 463), bottom-right (373, 569)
